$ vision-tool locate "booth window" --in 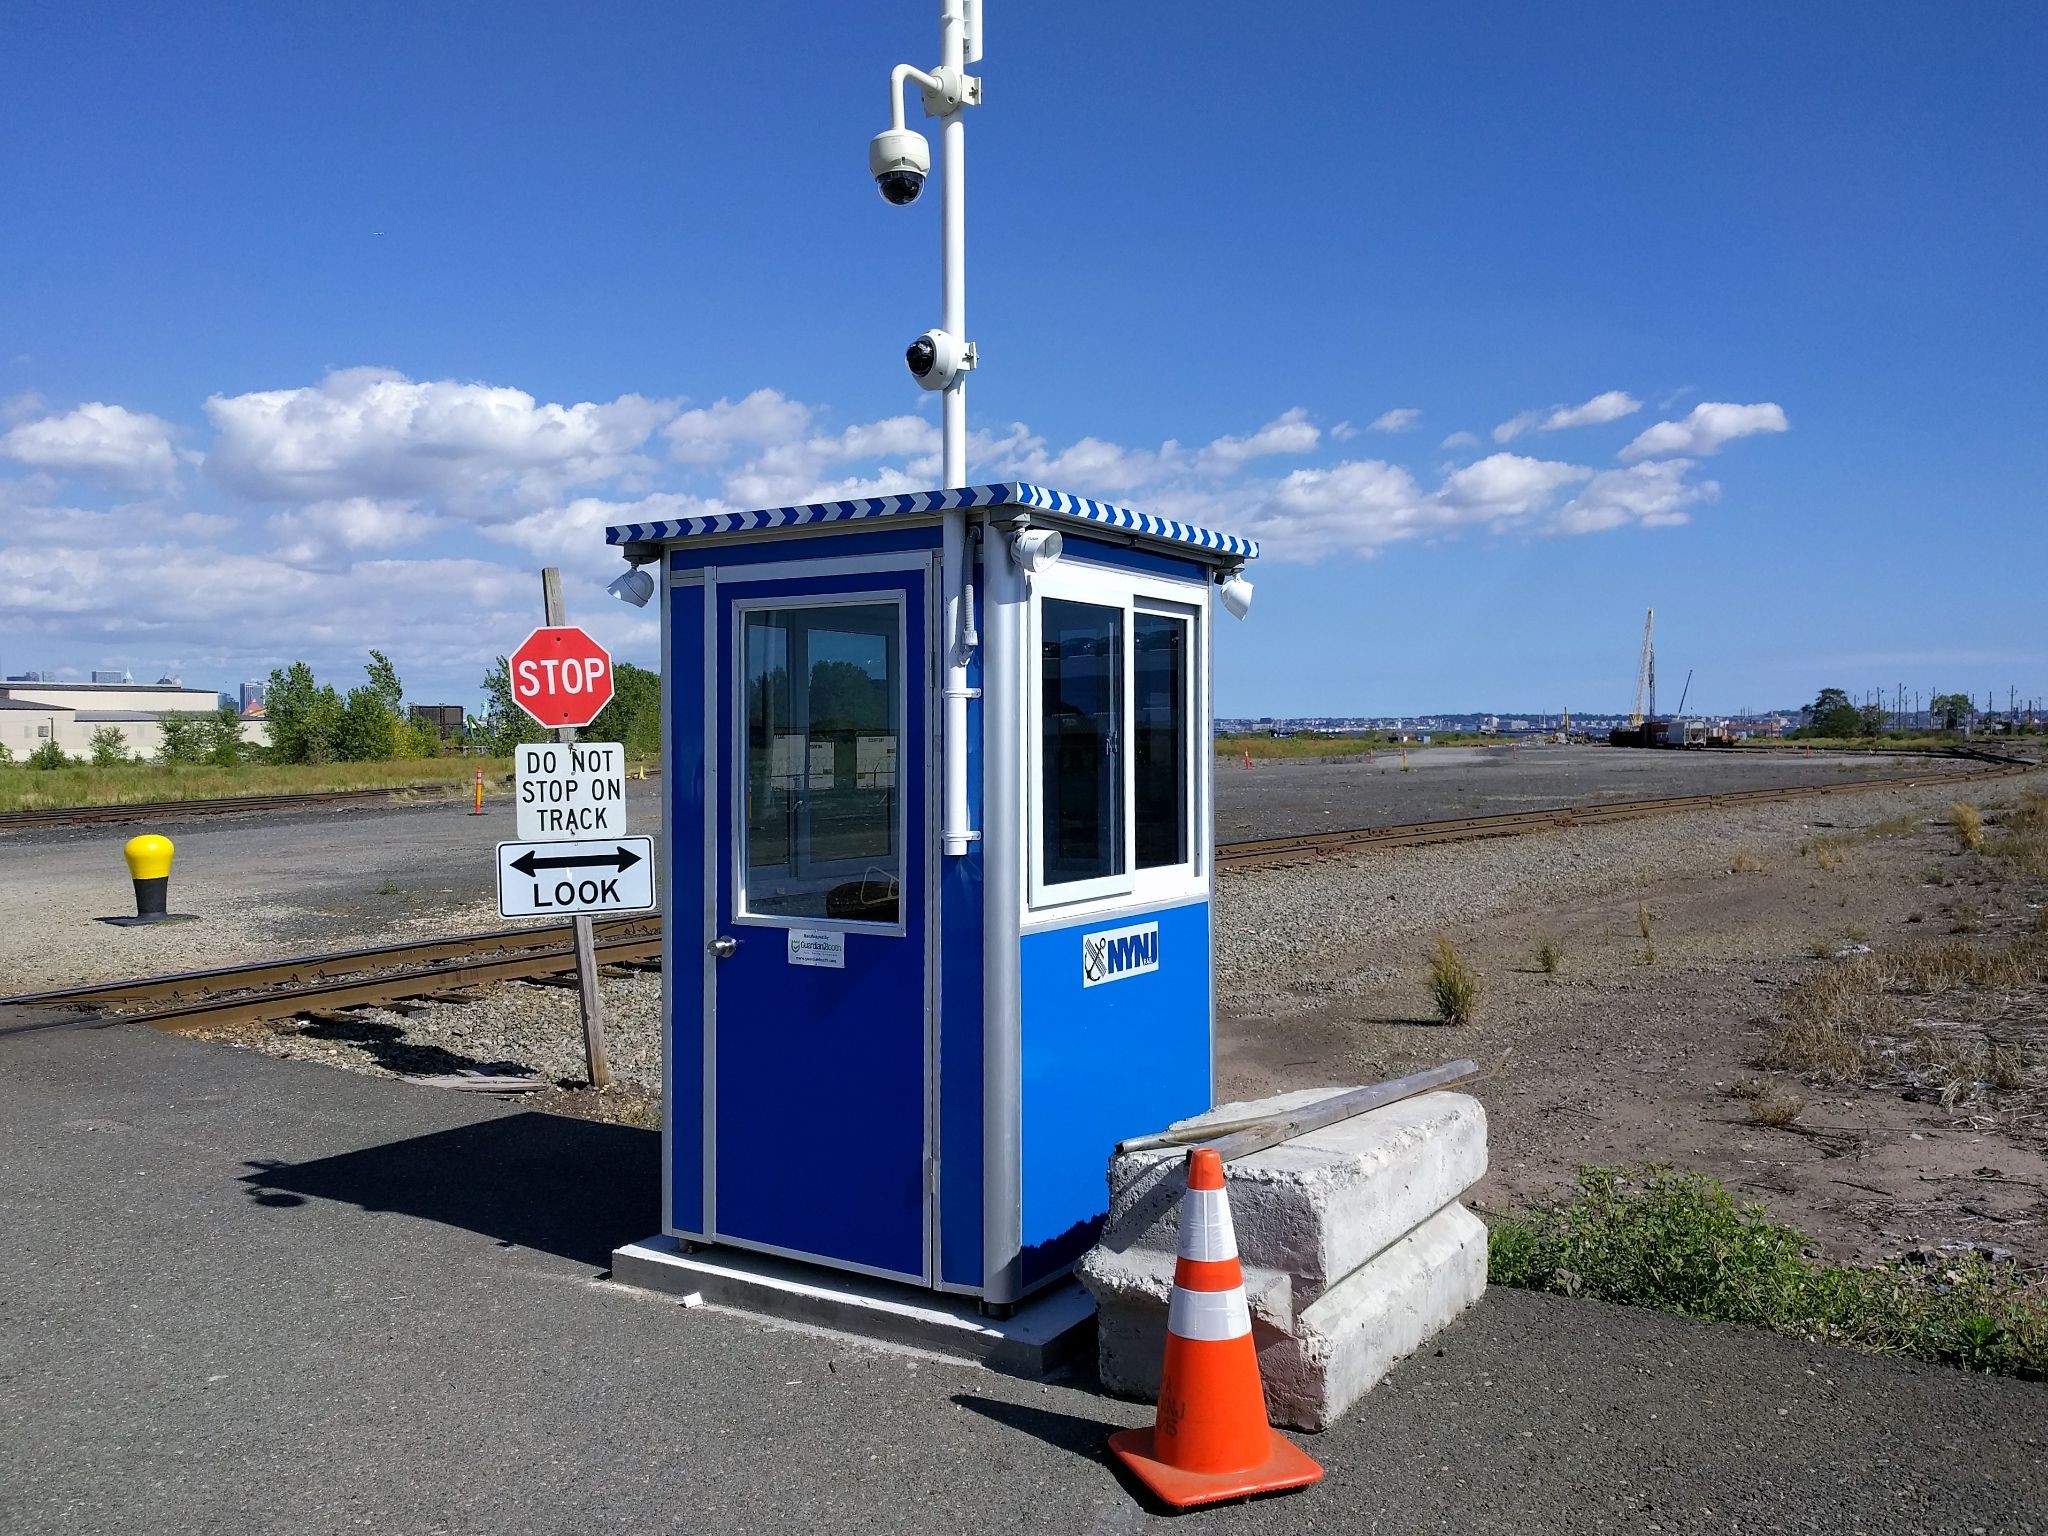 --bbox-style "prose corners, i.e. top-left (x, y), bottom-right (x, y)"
top-left (1134, 611), bottom-right (1189, 869)
top-left (741, 601), bottom-right (901, 924)
top-left (1040, 598), bottom-right (1125, 887)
